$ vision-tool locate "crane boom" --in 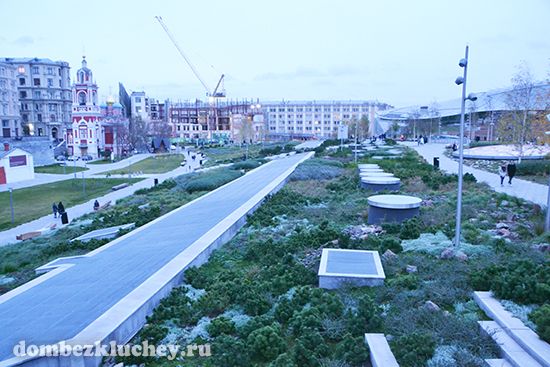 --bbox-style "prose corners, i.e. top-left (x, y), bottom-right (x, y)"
top-left (155, 16), bottom-right (211, 95)
top-left (212, 74), bottom-right (225, 97)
